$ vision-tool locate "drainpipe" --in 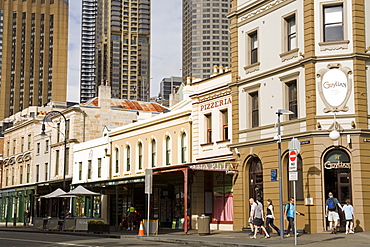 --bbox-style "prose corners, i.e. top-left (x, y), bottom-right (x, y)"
top-left (183, 167), bottom-right (188, 235)
top-left (82, 111), bottom-right (87, 142)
